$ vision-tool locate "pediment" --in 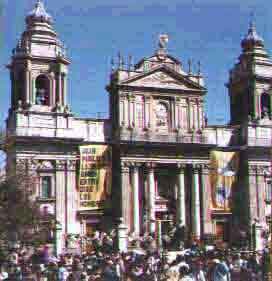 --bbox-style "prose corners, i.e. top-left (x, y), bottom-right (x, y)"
top-left (120, 66), bottom-right (205, 91)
